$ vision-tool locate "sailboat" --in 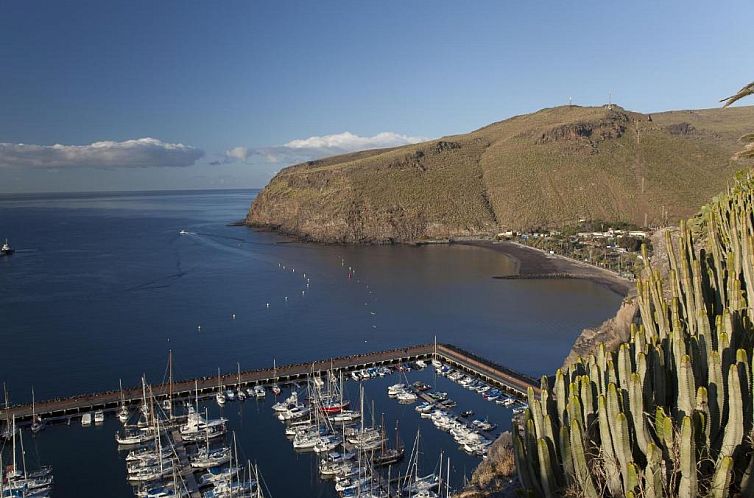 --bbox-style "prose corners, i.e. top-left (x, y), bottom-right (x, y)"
top-left (1, 384), bottom-right (17, 441)
top-left (118, 378), bottom-right (130, 423)
top-left (190, 413), bottom-right (231, 469)
top-left (30, 387), bottom-right (44, 434)
top-left (162, 350), bottom-right (174, 415)
top-left (401, 429), bottom-right (440, 496)
top-left (271, 359), bottom-right (281, 395)
top-left (215, 368), bottom-right (226, 407)
top-left (373, 419), bottom-right (404, 467)
top-left (236, 362), bottom-right (246, 400)
top-left (4, 417), bottom-right (54, 496)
